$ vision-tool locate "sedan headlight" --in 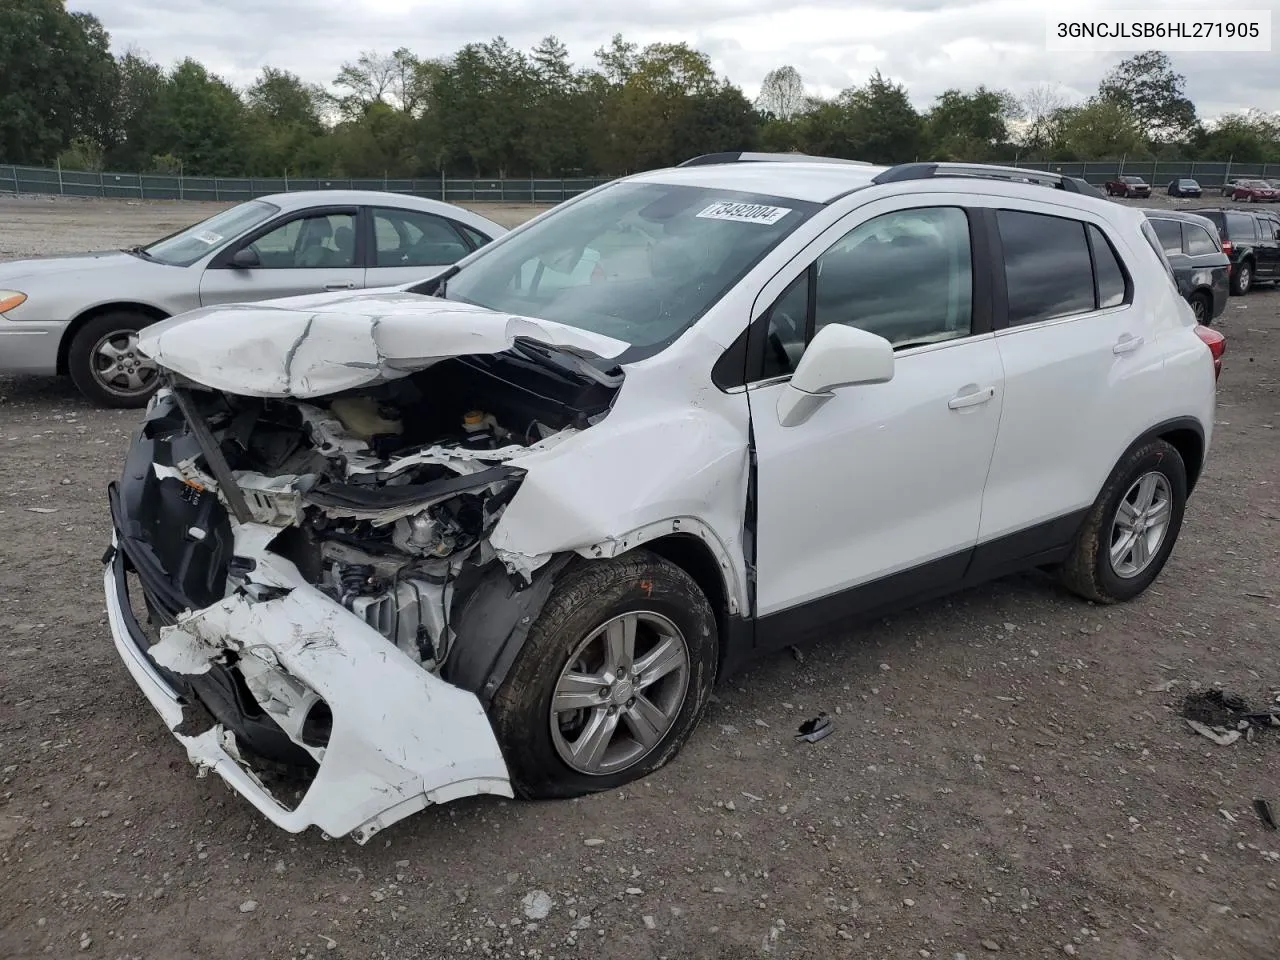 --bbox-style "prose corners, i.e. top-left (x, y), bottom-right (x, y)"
top-left (0, 291), bottom-right (27, 314)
